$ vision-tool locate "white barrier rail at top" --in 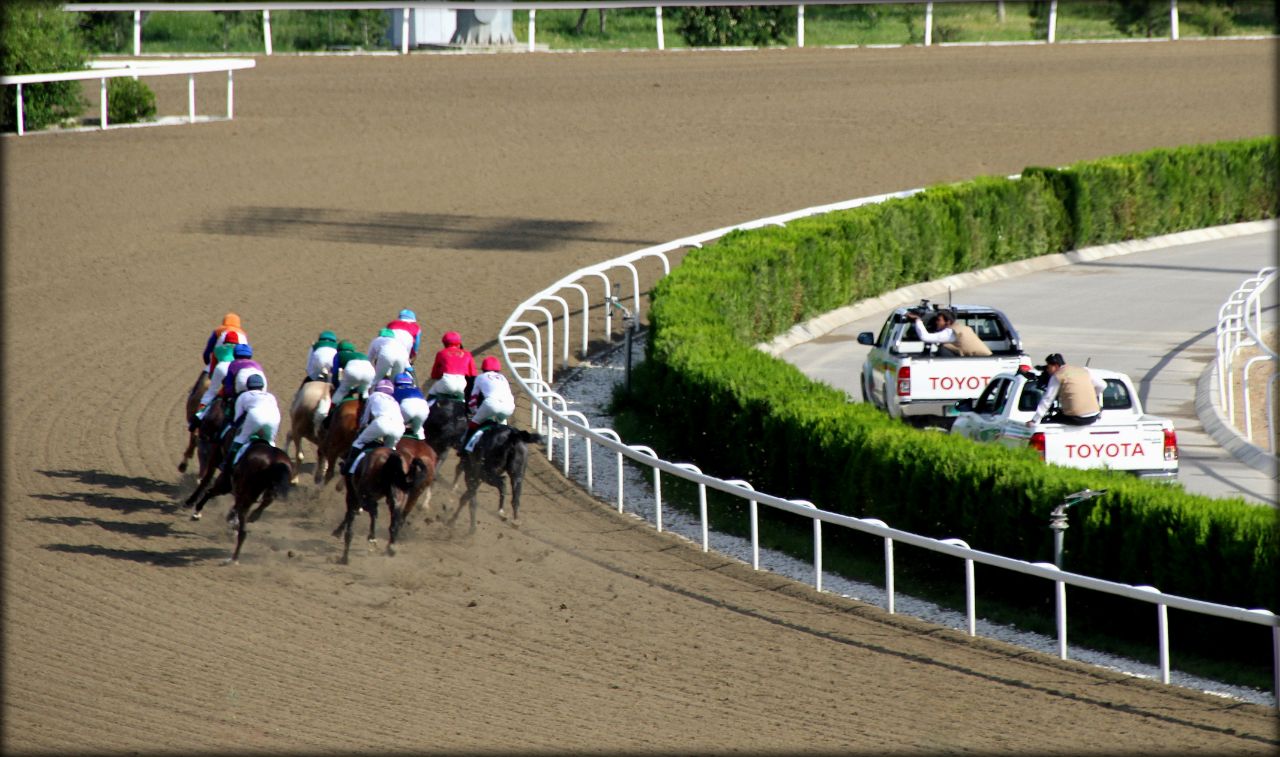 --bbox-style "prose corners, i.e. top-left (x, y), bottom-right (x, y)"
top-left (0, 58), bottom-right (255, 136)
top-left (62, 0), bottom-right (1191, 56)
top-left (1216, 266), bottom-right (1278, 452)
top-left (499, 186), bottom-right (1280, 707)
